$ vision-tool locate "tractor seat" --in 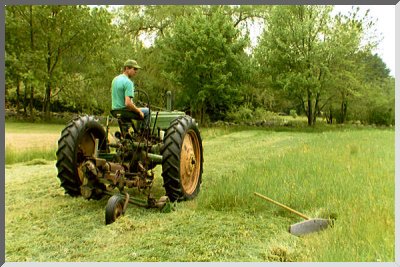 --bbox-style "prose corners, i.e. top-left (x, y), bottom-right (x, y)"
top-left (111, 109), bottom-right (143, 138)
top-left (110, 109), bottom-right (144, 122)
